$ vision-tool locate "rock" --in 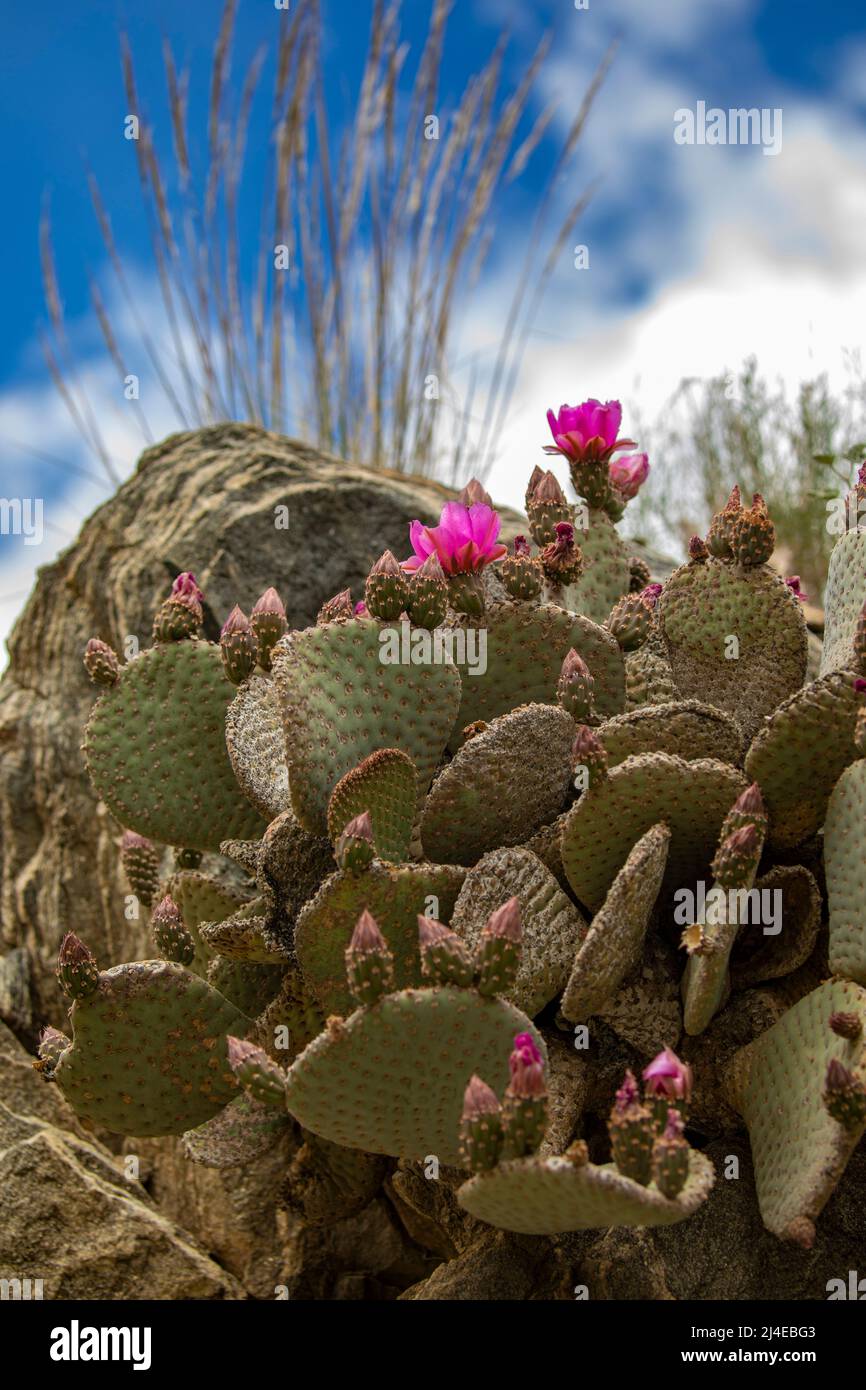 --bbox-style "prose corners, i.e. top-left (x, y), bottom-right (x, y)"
top-left (0, 946), bottom-right (33, 1040)
top-left (0, 423), bottom-right (523, 1025)
top-left (0, 1020), bottom-right (242, 1299)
